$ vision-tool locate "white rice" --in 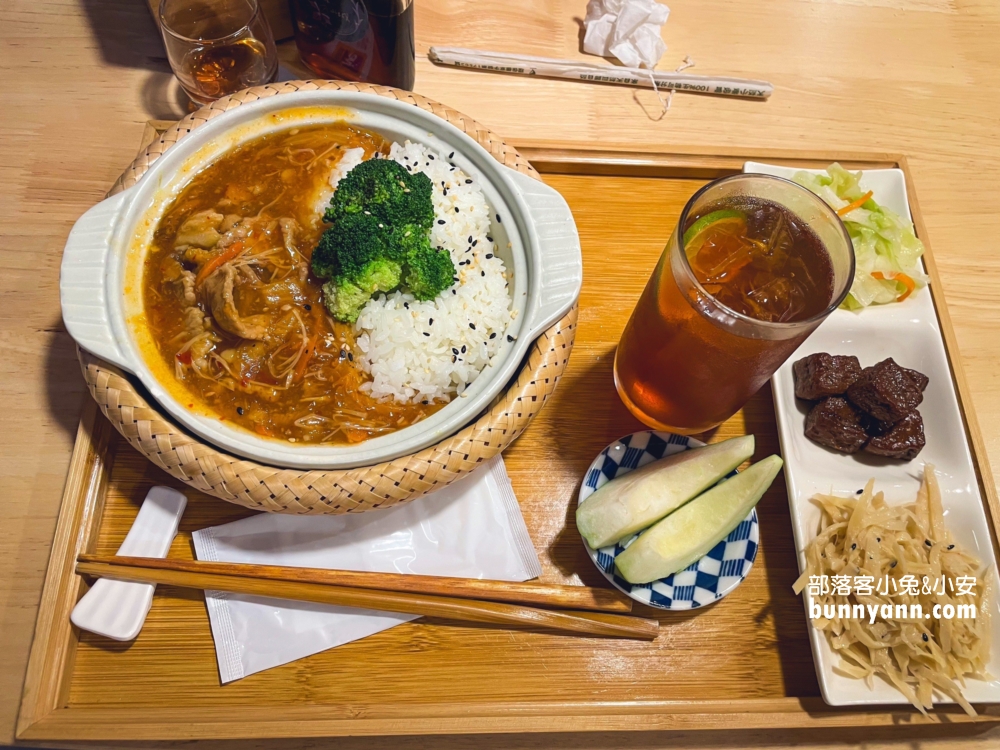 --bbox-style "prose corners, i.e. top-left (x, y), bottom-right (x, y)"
top-left (322, 141), bottom-right (512, 404)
